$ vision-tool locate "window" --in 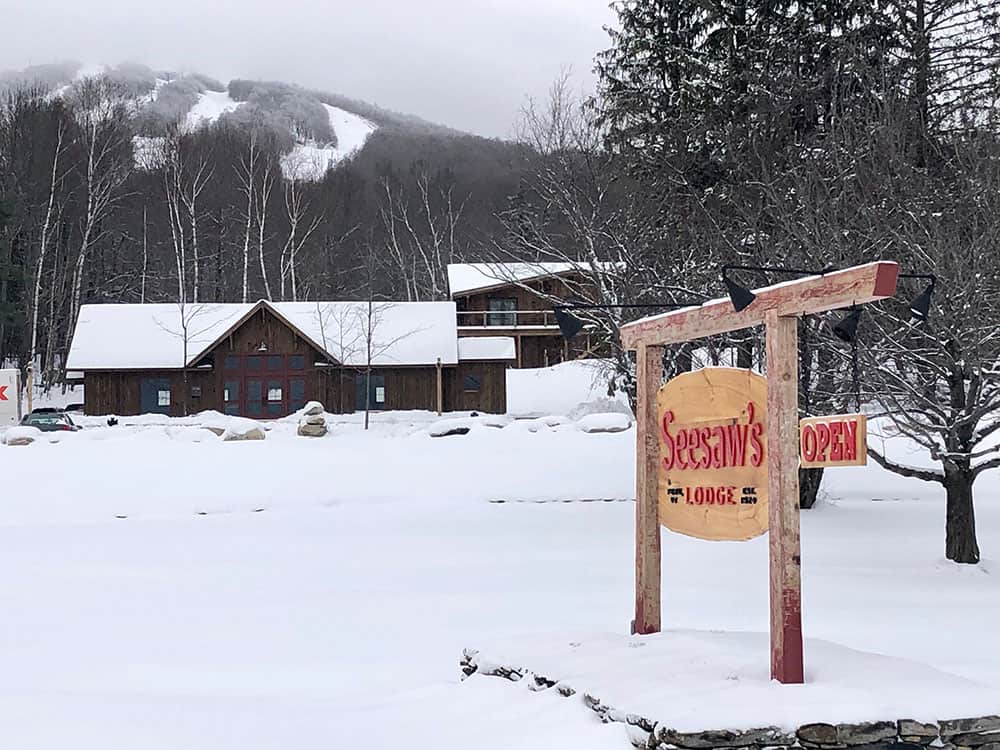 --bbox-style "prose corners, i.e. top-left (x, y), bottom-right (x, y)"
top-left (487, 297), bottom-right (517, 326)
top-left (289, 355), bottom-right (305, 370)
top-left (246, 356), bottom-right (263, 371)
top-left (375, 386), bottom-right (386, 404)
top-left (267, 385), bottom-right (283, 402)
top-left (224, 355), bottom-right (240, 370)
top-left (267, 355), bottom-right (284, 371)
top-left (191, 385), bottom-right (202, 398)
top-left (463, 374), bottom-right (481, 392)
top-left (157, 390), bottom-right (170, 407)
